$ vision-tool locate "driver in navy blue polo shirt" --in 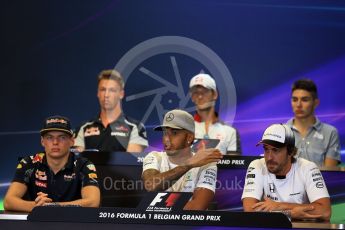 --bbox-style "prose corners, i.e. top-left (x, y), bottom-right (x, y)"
top-left (4, 115), bottom-right (100, 212)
